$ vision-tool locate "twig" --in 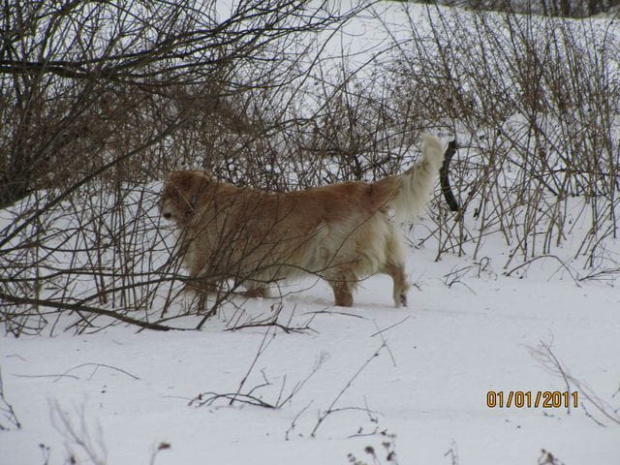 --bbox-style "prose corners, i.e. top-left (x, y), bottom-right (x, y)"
top-left (50, 400), bottom-right (107, 465)
top-left (149, 442), bottom-right (172, 465)
top-left (310, 343), bottom-right (386, 438)
top-left (0, 367), bottom-right (21, 430)
top-left (370, 316), bottom-right (411, 338)
top-left (0, 291), bottom-right (180, 332)
top-left (285, 401), bottom-right (314, 440)
top-left (55, 363), bottom-right (140, 382)
top-left (530, 341), bottom-right (620, 425)
top-left (230, 328), bottom-right (276, 406)
top-left (225, 303), bottom-right (315, 334)
top-left (371, 319), bottom-right (404, 367)
top-left (303, 309), bottom-right (368, 320)
top-left (190, 345), bottom-right (327, 411)
top-left (504, 254), bottom-right (579, 284)
top-left (190, 391), bottom-right (276, 409)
